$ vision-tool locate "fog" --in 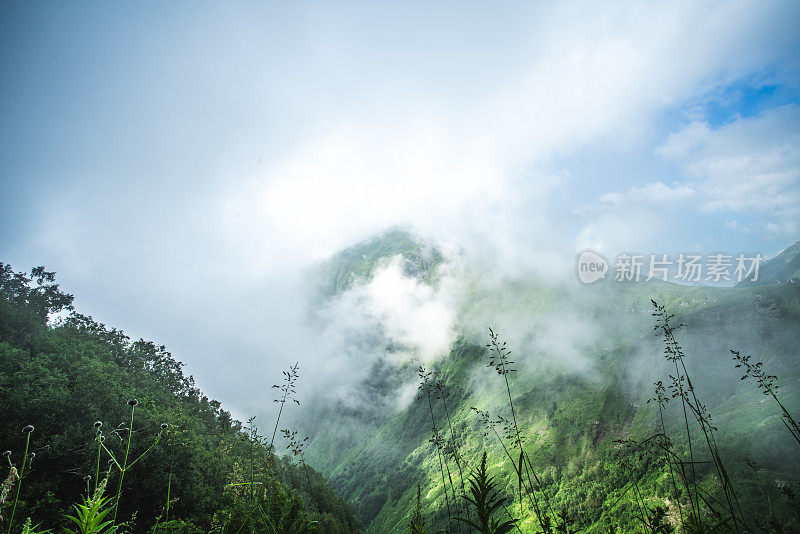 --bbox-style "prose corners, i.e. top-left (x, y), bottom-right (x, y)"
top-left (1, 1), bottom-right (799, 423)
